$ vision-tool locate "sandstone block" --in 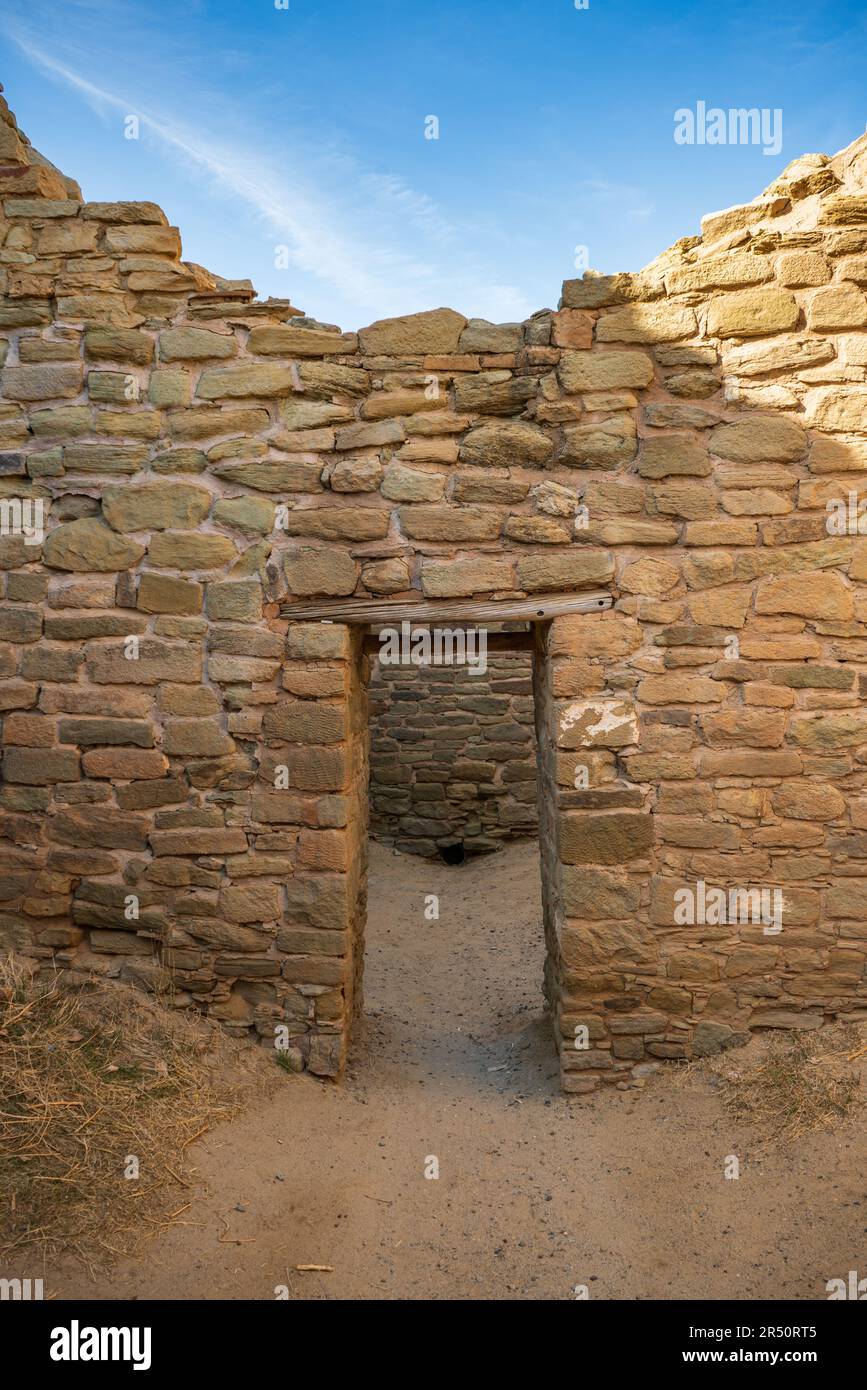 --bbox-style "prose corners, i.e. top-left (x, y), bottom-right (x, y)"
top-left (666, 253), bottom-right (772, 294)
top-left (699, 749), bottom-right (802, 776)
top-left (86, 640), bottom-right (202, 685)
top-left (1, 363), bottom-right (83, 400)
top-left (755, 571), bottom-right (853, 621)
top-left (330, 457), bottom-right (383, 491)
top-left (149, 370), bottom-right (191, 408)
top-left (162, 722), bottom-right (234, 756)
top-left (458, 319), bottom-right (523, 353)
top-left (84, 326), bottom-right (154, 364)
top-left (562, 866), bottom-right (641, 918)
top-left (182, 917), bottom-right (266, 951)
top-left (149, 827), bottom-right (248, 857)
top-left (196, 363), bottom-right (297, 398)
top-left (44, 520), bottom-right (145, 573)
top-left (208, 655), bottom-right (280, 683)
top-left (159, 327), bottom-right (237, 360)
top-left (771, 782), bottom-right (845, 821)
top-left (103, 482), bottom-right (211, 533)
top-left (557, 698), bottom-right (638, 749)
top-left (806, 284), bottom-right (867, 330)
top-left (827, 880), bottom-right (867, 918)
top-left (56, 807), bottom-right (150, 851)
top-left (516, 550), bottom-right (614, 592)
top-left (279, 399), bottom-right (353, 432)
top-left (256, 745), bottom-right (348, 794)
top-left (700, 709), bottom-right (786, 747)
top-left (707, 288), bottom-right (799, 337)
top-left (775, 252), bottom-right (831, 287)
top-left (551, 310), bottom-right (593, 349)
top-left (262, 701), bottom-right (345, 744)
top-left (459, 420), bottom-right (554, 469)
top-left (287, 625), bottom-right (351, 660)
top-left (504, 516), bottom-right (570, 543)
top-left (212, 459), bottom-right (323, 493)
top-left (147, 532), bottom-right (237, 569)
top-left (709, 416), bottom-right (807, 463)
top-left (299, 362), bottom-right (369, 398)
top-left (205, 580), bottom-right (262, 622)
top-left (558, 350), bottom-right (653, 393)
top-left (688, 587), bottom-right (750, 627)
top-left (2, 747), bottom-right (79, 784)
top-left (62, 444), bottom-right (149, 474)
top-left (89, 931), bottom-right (153, 956)
top-left (560, 415), bottom-right (637, 469)
top-left (358, 308), bottom-right (466, 356)
top-left (82, 748), bottom-right (169, 779)
top-left (212, 497), bottom-right (275, 535)
top-left (805, 387), bottom-right (867, 432)
top-left (248, 325), bottom-right (357, 356)
top-left (789, 712), bottom-right (867, 750)
top-left (284, 547), bottom-right (358, 597)
top-left (279, 508), bottom-right (389, 542)
top-left (638, 673), bottom-right (723, 704)
top-left (360, 390), bottom-right (441, 421)
top-left (596, 302), bottom-right (696, 343)
top-left (169, 407), bottom-right (269, 441)
top-left (399, 505), bottom-right (501, 542)
top-left (559, 811), bottom-right (653, 865)
top-left (452, 372), bottom-right (535, 416)
top-left (381, 463), bottom-right (445, 502)
top-left (283, 874), bottom-right (350, 932)
top-left (362, 558), bottom-right (410, 594)
top-left (550, 613), bottom-right (642, 658)
top-left (420, 557), bottom-right (515, 597)
top-left (590, 518), bottom-right (677, 544)
top-left (220, 882), bottom-right (280, 924)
